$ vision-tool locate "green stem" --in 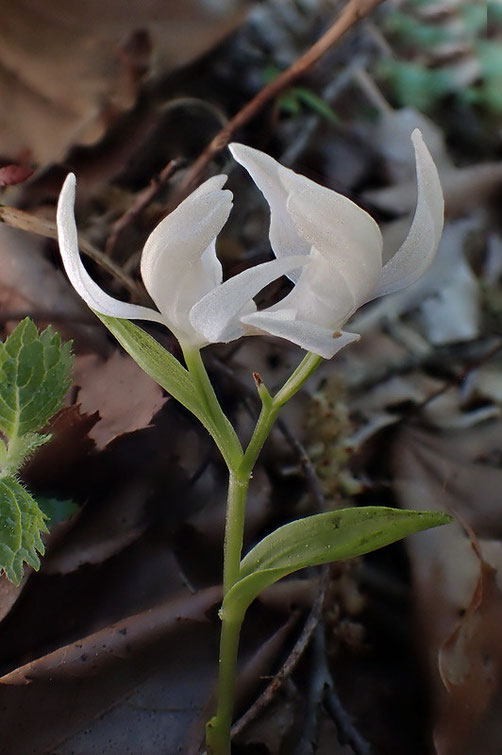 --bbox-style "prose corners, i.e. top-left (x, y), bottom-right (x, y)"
top-left (206, 352), bottom-right (323, 754)
top-left (239, 351), bottom-right (322, 479)
top-left (223, 472), bottom-right (249, 594)
top-left (182, 346), bottom-right (243, 470)
top-left (206, 603), bottom-right (245, 755)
